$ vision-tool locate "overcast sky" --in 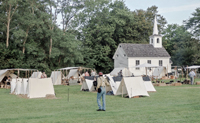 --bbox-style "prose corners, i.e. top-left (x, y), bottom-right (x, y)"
top-left (124, 0), bottom-right (200, 25)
